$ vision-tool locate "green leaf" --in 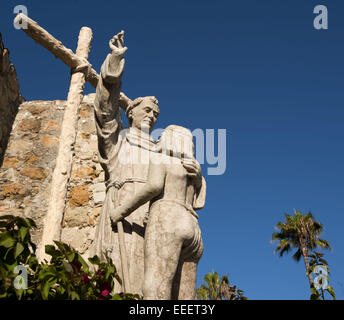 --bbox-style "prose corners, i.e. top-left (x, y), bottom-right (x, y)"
top-left (14, 242), bottom-right (24, 259)
top-left (88, 255), bottom-right (100, 265)
top-left (70, 291), bottom-right (80, 300)
top-left (319, 258), bottom-right (328, 265)
top-left (28, 256), bottom-right (38, 269)
top-left (76, 254), bottom-right (89, 272)
top-left (18, 227), bottom-right (29, 242)
top-left (45, 245), bottom-right (57, 256)
top-left (66, 252), bottom-right (75, 263)
top-left (105, 265), bottom-right (115, 280)
top-left (56, 286), bottom-right (66, 296)
top-left (14, 216), bottom-right (36, 229)
top-left (38, 269), bottom-right (57, 281)
top-left (54, 241), bottom-right (71, 254)
top-left (122, 293), bottom-right (141, 300)
top-left (42, 277), bottom-right (56, 300)
top-left (114, 273), bottom-right (122, 285)
top-left (4, 247), bottom-right (14, 261)
top-left (111, 293), bottom-right (123, 300)
top-left (23, 217), bottom-right (36, 228)
top-left (5, 260), bottom-right (17, 273)
top-left (0, 232), bottom-right (16, 248)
